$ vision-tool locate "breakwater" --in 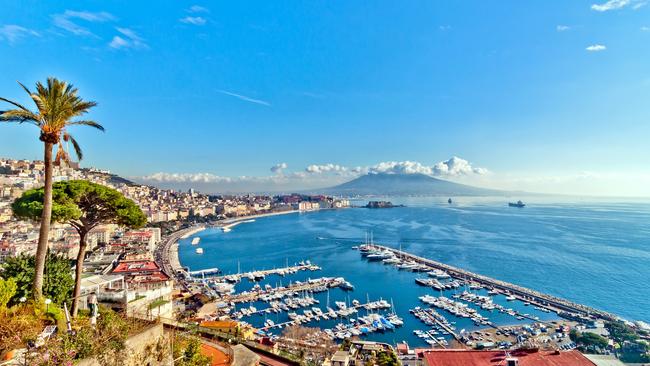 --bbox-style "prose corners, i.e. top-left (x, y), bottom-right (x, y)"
top-left (367, 244), bottom-right (618, 322)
